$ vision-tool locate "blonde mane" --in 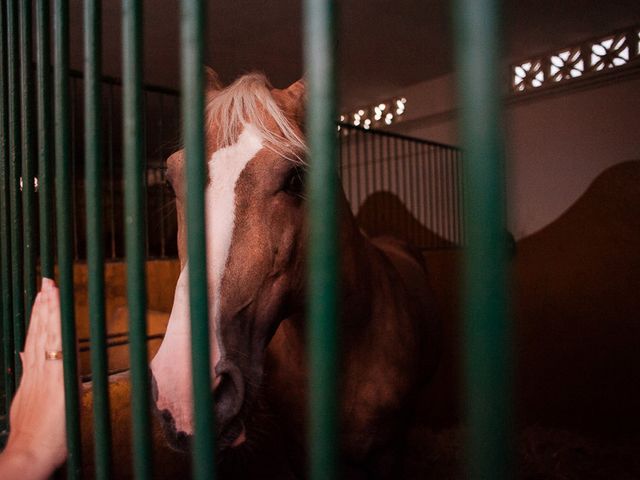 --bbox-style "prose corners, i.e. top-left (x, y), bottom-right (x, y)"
top-left (205, 73), bottom-right (306, 163)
